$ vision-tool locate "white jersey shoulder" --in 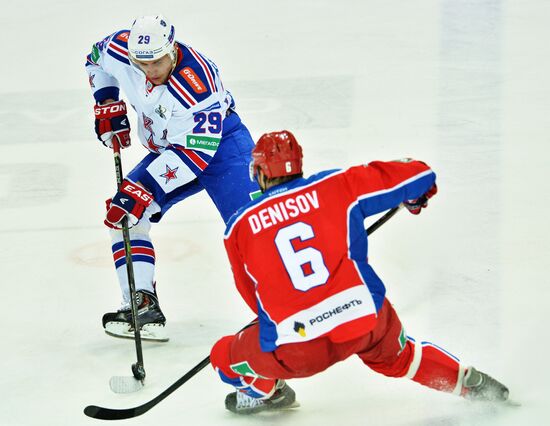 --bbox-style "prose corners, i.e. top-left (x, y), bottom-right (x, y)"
top-left (86, 32), bottom-right (231, 153)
